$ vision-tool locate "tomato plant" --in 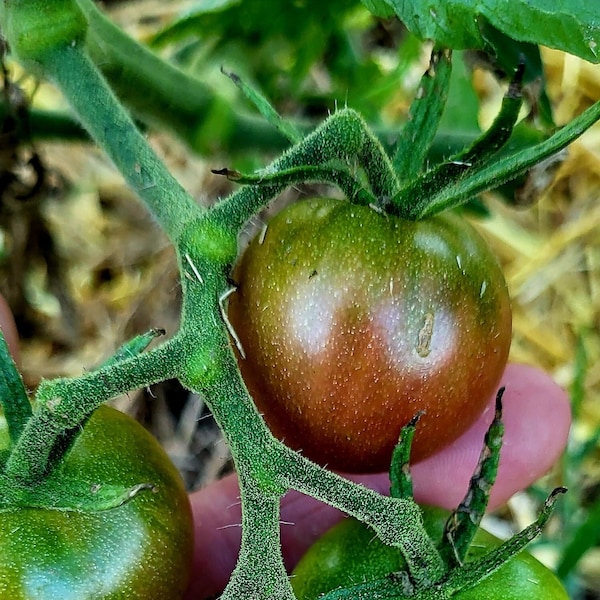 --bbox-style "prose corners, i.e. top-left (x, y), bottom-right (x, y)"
top-left (291, 508), bottom-right (569, 600)
top-left (2, 2), bottom-right (599, 597)
top-left (0, 405), bottom-right (193, 599)
top-left (228, 197), bottom-right (512, 472)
